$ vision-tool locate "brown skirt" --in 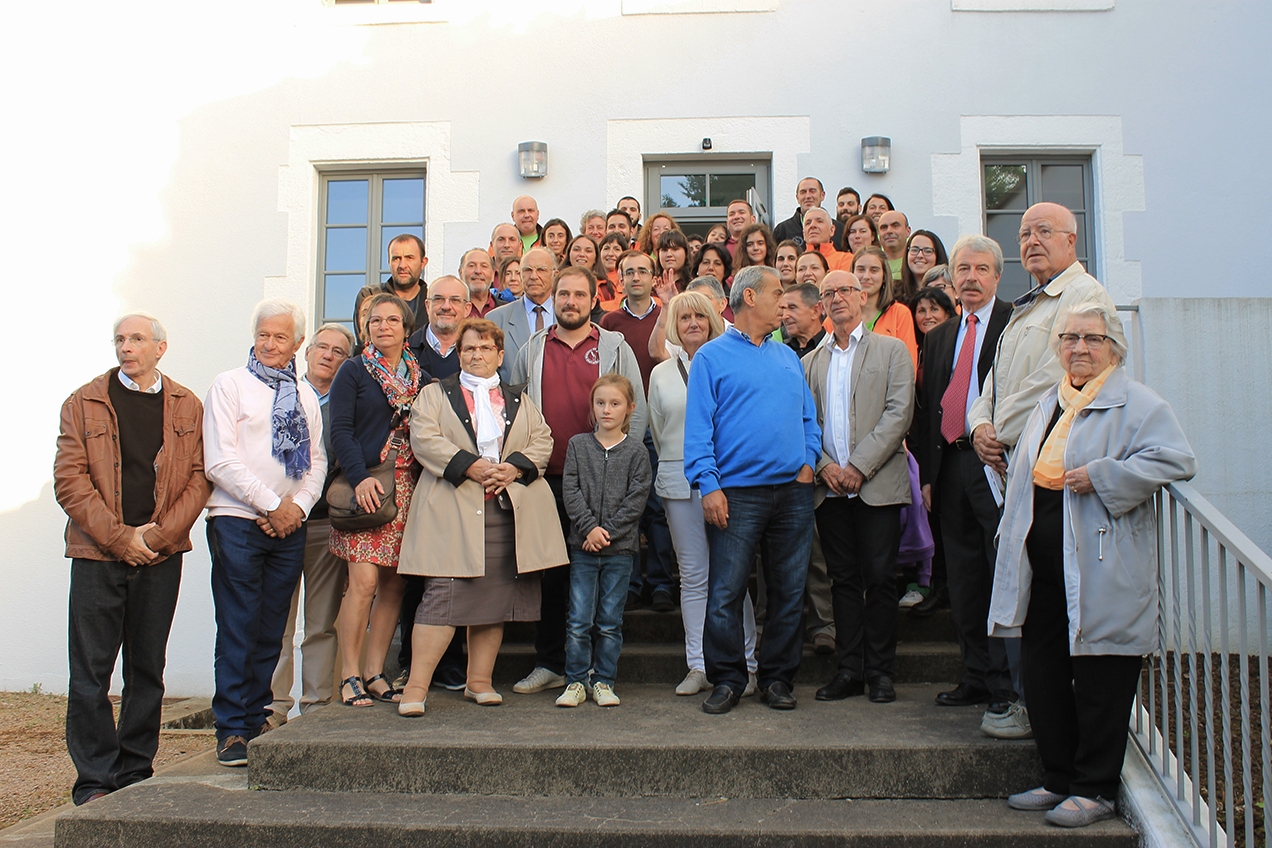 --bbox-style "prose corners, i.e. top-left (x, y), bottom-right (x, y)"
top-left (415, 504), bottom-right (542, 626)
